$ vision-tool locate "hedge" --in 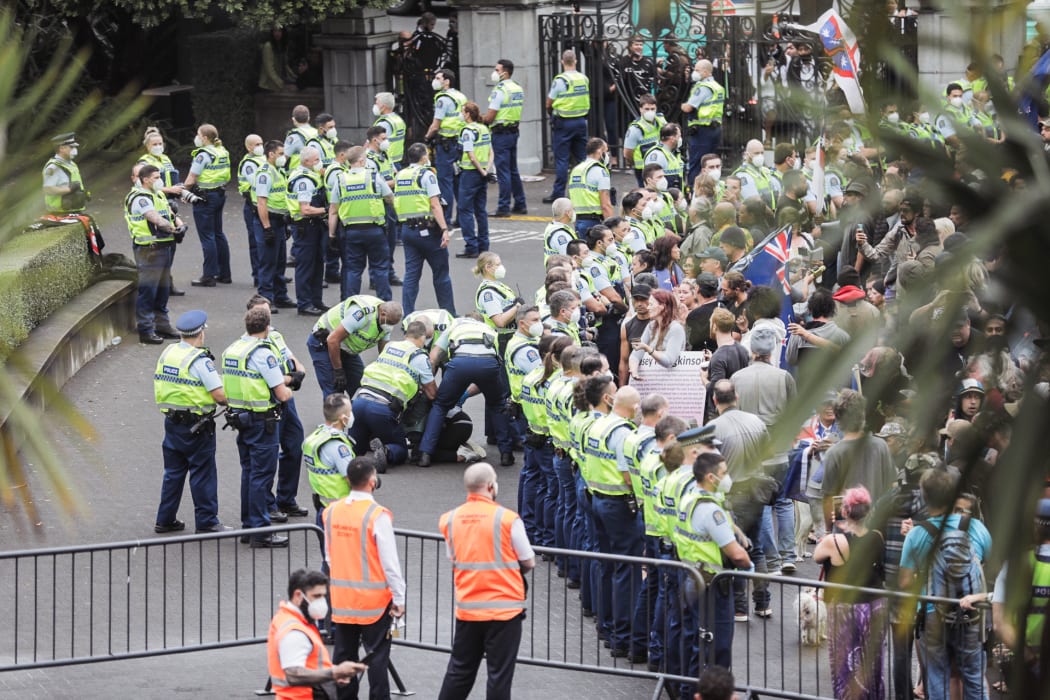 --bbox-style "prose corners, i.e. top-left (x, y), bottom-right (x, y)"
top-left (0, 225), bottom-right (94, 364)
top-left (188, 28), bottom-right (260, 164)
